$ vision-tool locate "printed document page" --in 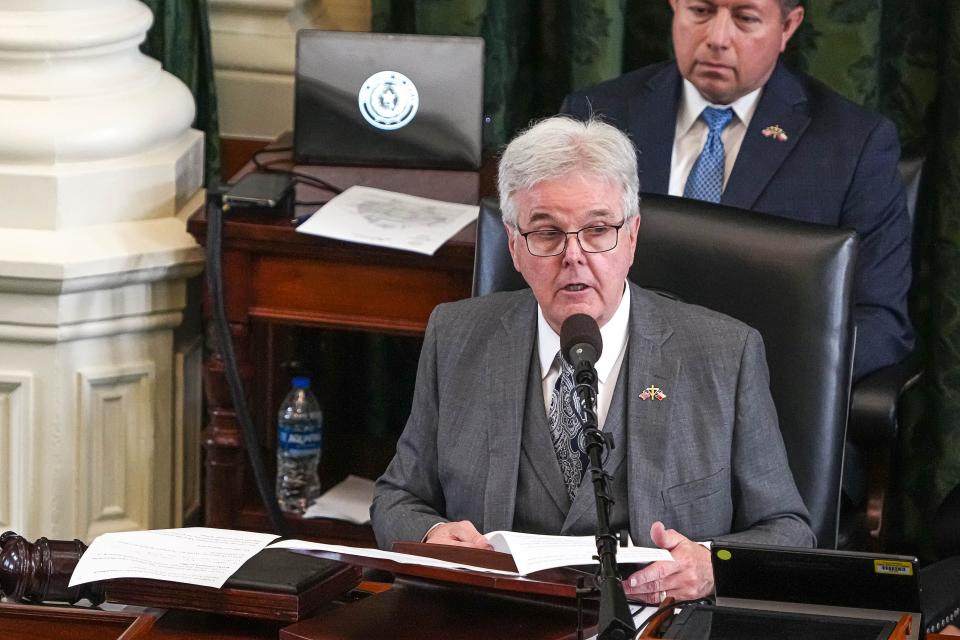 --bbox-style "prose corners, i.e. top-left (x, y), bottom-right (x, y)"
top-left (269, 539), bottom-right (519, 576)
top-left (296, 185), bottom-right (478, 255)
top-left (273, 532), bottom-right (673, 579)
top-left (484, 530), bottom-right (674, 575)
top-left (69, 527), bottom-right (279, 589)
